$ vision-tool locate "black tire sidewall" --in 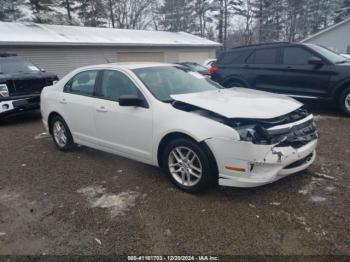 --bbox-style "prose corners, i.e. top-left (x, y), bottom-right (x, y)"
top-left (339, 87), bottom-right (350, 116)
top-left (50, 116), bottom-right (74, 151)
top-left (224, 80), bottom-right (246, 88)
top-left (162, 138), bottom-right (215, 193)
